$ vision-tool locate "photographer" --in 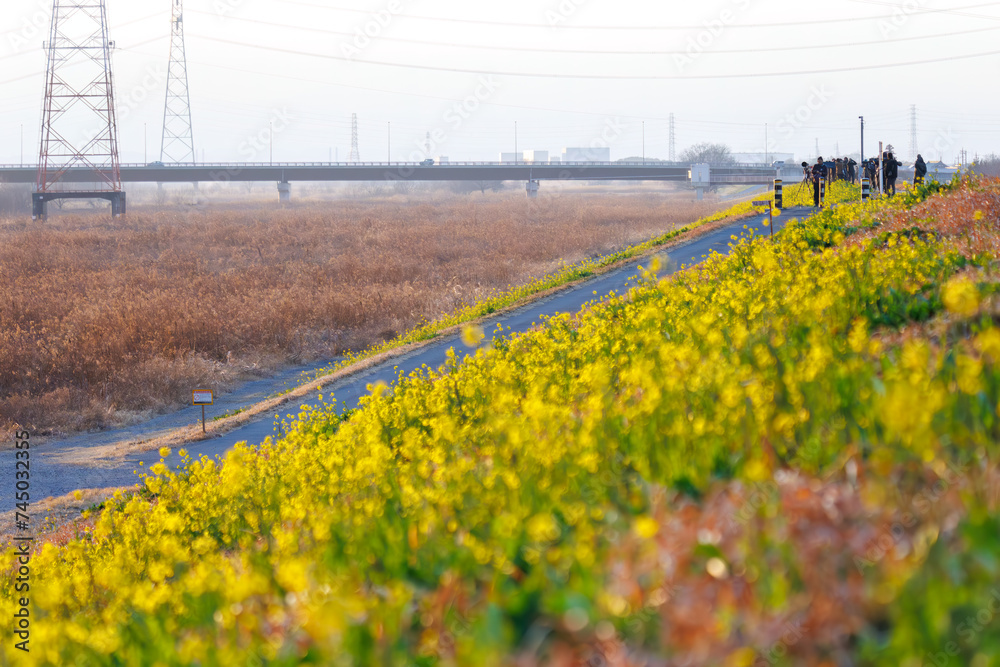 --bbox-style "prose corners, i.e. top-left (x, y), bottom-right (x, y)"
top-left (914, 154), bottom-right (927, 185)
top-left (883, 151), bottom-right (902, 196)
top-left (811, 157), bottom-right (827, 207)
